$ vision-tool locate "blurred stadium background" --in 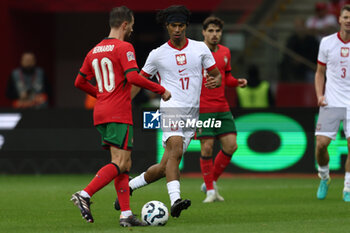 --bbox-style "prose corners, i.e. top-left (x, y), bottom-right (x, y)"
top-left (0, 0), bottom-right (345, 174)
